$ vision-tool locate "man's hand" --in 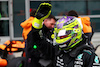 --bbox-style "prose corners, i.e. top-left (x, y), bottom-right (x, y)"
top-left (32, 3), bottom-right (52, 29)
top-left (35, 3), bottom-right (52, 19)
